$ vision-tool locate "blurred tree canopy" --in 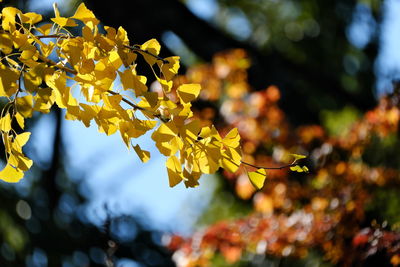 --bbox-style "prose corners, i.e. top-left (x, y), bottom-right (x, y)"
top-left (1, 0), bottom-right (400, 266)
